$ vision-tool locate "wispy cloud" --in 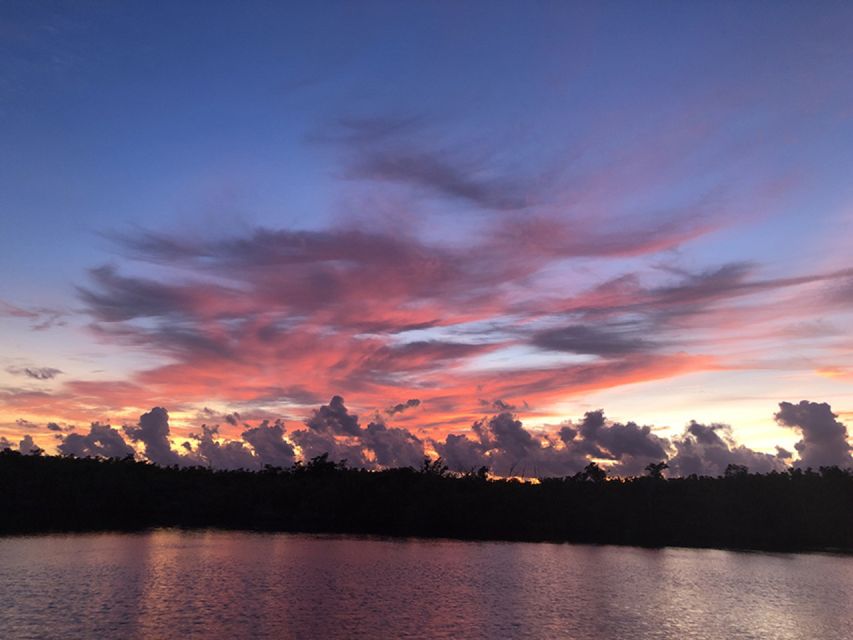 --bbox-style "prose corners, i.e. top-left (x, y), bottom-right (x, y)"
top-left (0, 300), bottom-right (66, 330)
top-left (5, 366), bottom-right (62, 381)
